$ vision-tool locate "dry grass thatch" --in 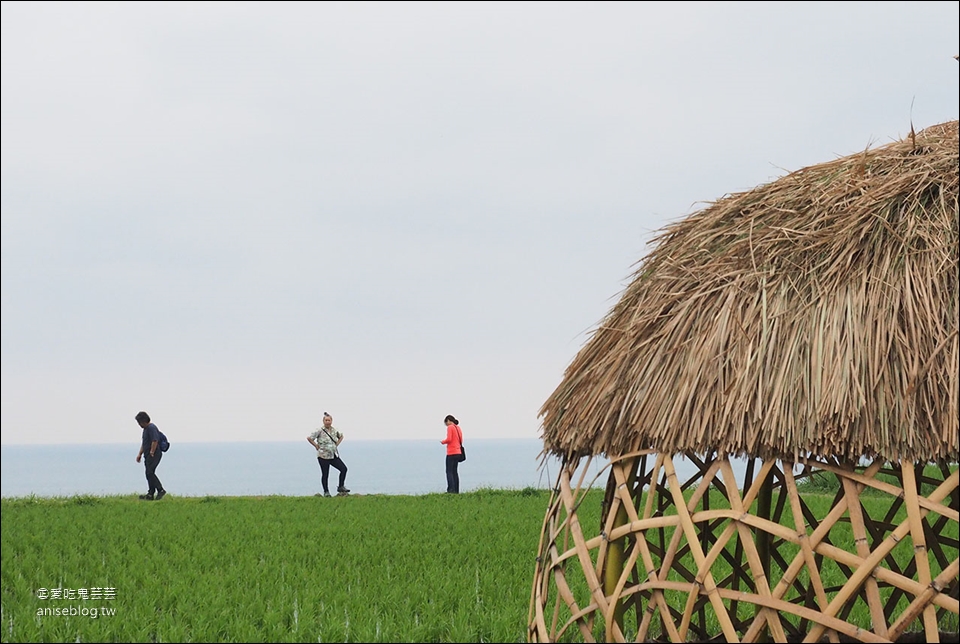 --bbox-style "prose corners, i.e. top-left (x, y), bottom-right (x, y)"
top-left (541, 120), bottom-right (959, 463)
